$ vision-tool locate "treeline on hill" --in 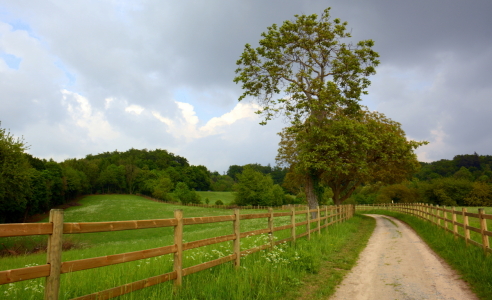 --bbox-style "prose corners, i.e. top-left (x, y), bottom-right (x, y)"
top-left (348, 153), bottom-right (492, 207)
top-left (1, 125), bottom-right (290, 222)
